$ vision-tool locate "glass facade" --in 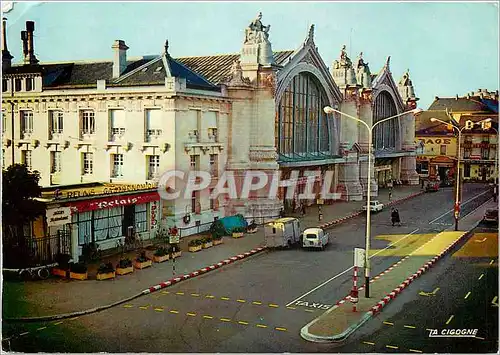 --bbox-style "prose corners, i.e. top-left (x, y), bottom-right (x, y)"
top-left (276, 72), bottom-right (330, 158)
top-left (373, 91), bottom-right (398, 150)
